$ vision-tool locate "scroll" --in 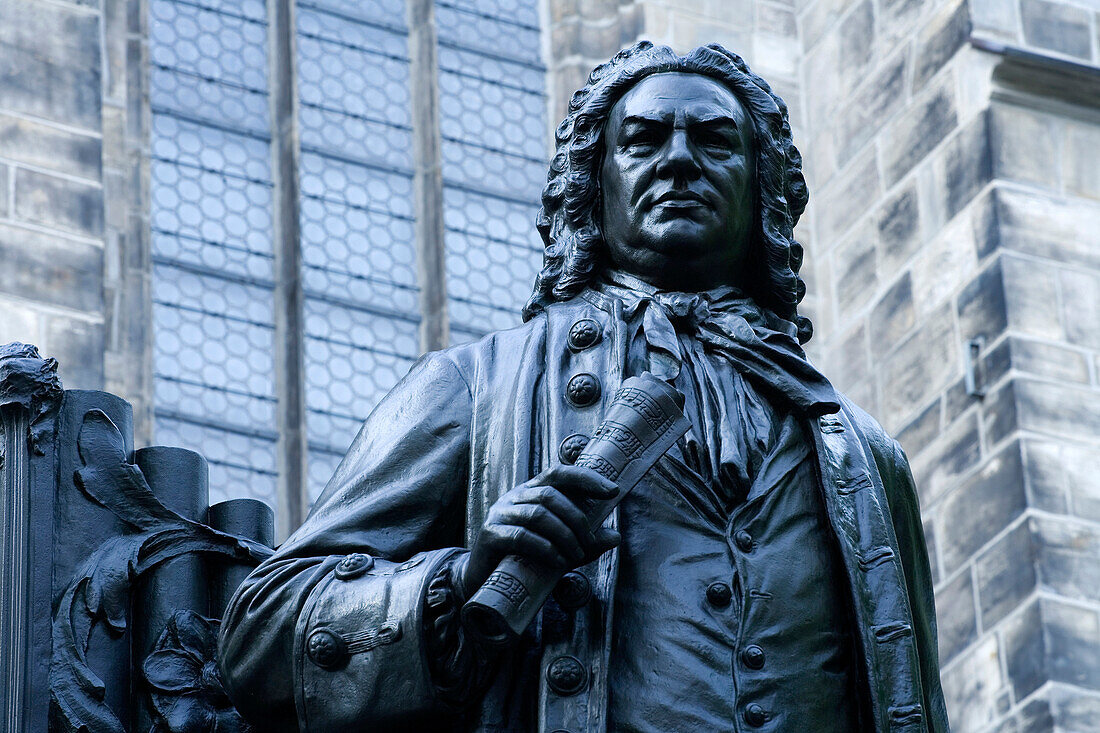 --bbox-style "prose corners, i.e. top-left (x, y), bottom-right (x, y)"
top-left (462, 372), bottom-right (690, 645)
